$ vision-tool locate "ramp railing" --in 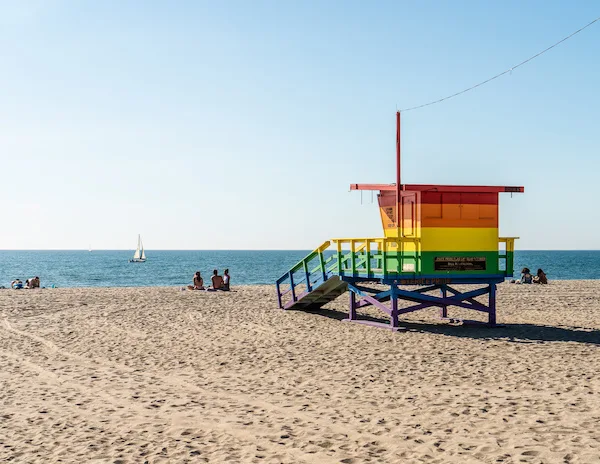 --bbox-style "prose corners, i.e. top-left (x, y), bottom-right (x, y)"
top-left (276, 241), bottom-right (335, 309)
